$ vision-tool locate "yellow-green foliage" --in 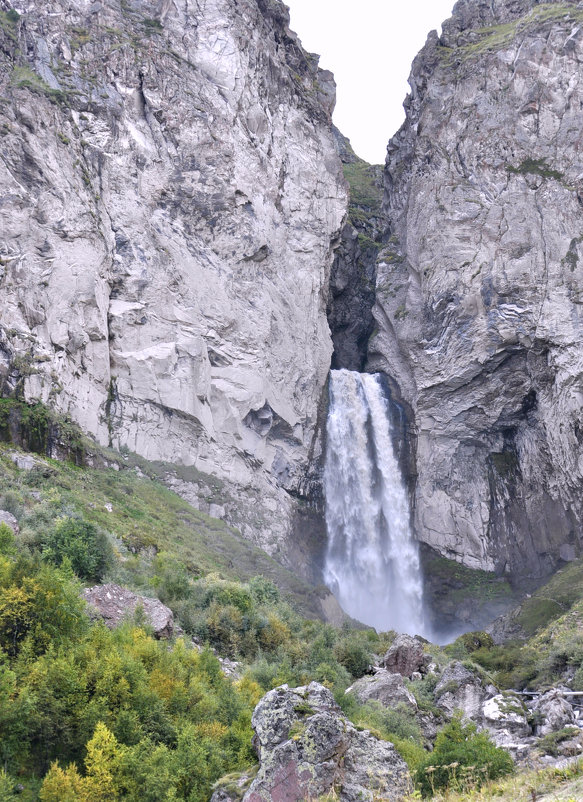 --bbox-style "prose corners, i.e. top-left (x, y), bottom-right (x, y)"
top-left (0, 437), bottom-right (327, 620)
top-left (0, 551), bottom-right (257, 800)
